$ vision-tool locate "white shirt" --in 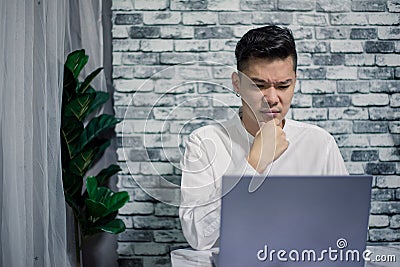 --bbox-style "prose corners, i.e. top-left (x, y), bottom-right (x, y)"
top-left (179, 113), bottom-right (348, 251)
